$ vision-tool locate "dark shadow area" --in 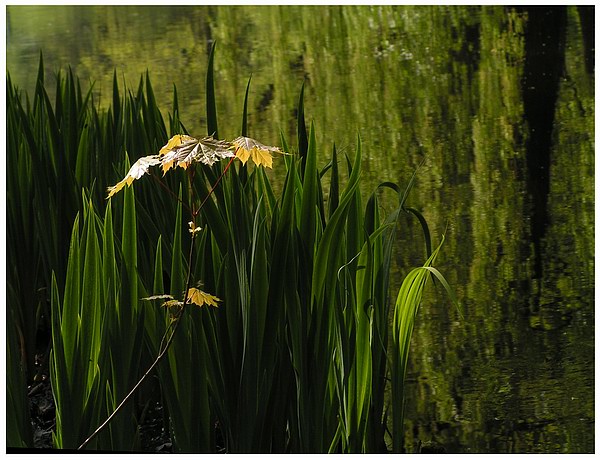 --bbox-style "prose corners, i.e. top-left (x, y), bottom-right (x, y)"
top-left (577, 6), bottom-right (595, 75)
top-left (518, 6), bottom-right (567, 281)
